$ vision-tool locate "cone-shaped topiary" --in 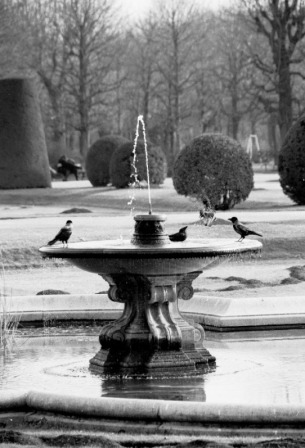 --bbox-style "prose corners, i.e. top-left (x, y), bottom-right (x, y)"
top-left (0, 79), bottom-right (51, 188)
top-left (110, 140), bottom-right (167, 188)
top-left (173, 133), bottom-right (253, 210)
top-left (278, 115), bottom-right (305, 204)
top-left (86, 135), bottom-right (129, 187)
